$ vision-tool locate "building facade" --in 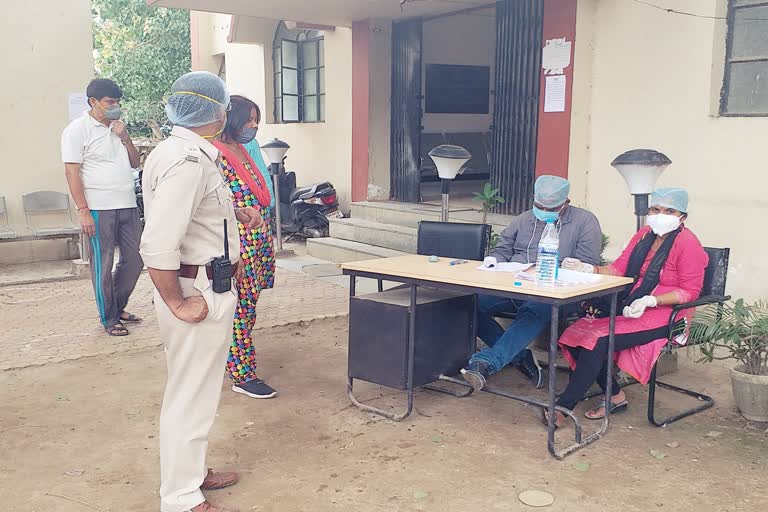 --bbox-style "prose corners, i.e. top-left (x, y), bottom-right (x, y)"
top-left (0, 0), bottom-right (94, 262)
top-left (158, 0), bottom-right (768, 300)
